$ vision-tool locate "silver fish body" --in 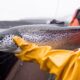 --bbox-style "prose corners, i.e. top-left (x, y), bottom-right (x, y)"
top-left (0, 24), bottom-right (80, 52)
